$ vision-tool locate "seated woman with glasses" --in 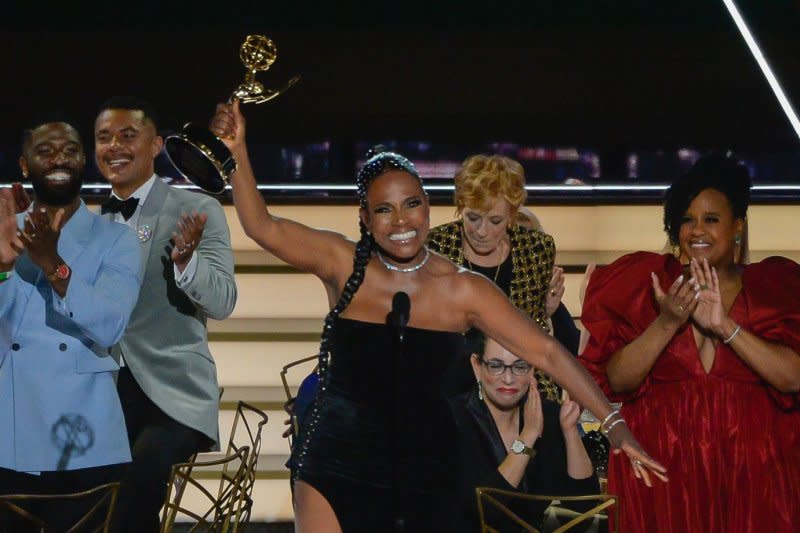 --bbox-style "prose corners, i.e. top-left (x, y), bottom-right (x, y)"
top-left (449, 329), bottom-right (600, 532)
